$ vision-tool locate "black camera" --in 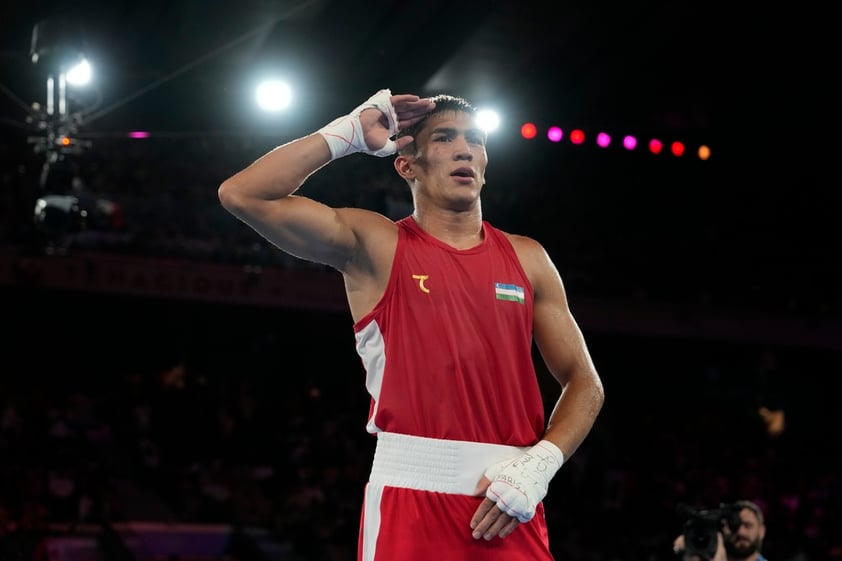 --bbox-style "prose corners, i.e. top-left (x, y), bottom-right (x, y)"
top-left (678, 503), bottom-right (742, 561)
